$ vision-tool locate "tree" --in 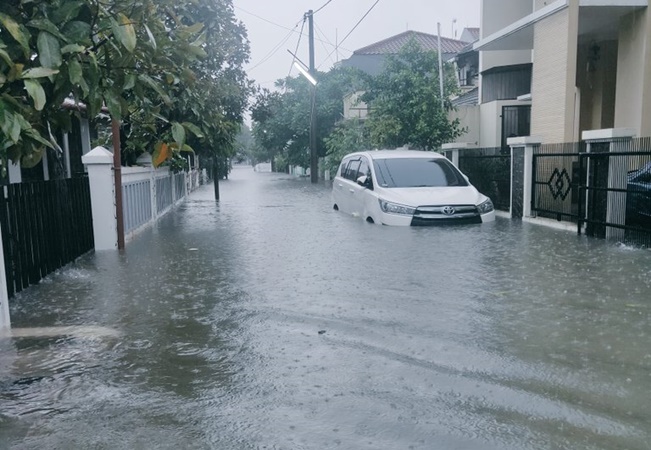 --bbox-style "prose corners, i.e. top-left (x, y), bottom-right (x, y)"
top-left (324, 118), bottom-right (371, 176)
top-left (361, 39), bottom-right (463, 150)
top-left (251, 67), bottom-right (362, 171)
top-left (0, 0), bottom-right (250, 176)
